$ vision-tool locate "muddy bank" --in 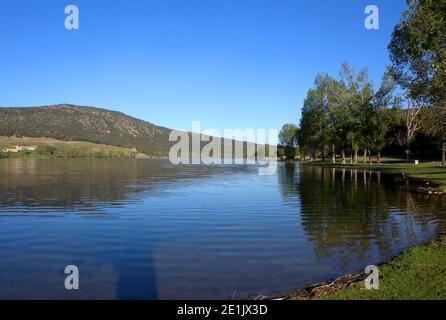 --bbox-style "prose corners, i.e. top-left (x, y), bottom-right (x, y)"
top-left (272, 273), bottom-right (368, 300)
